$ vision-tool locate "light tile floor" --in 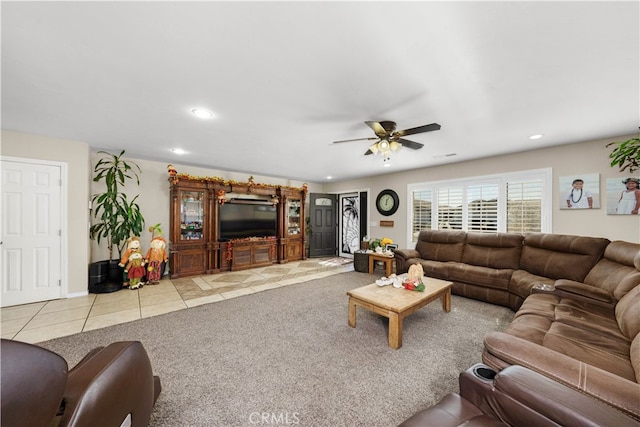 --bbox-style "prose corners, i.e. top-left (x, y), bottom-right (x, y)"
top-left (1, 257), bottom-right (354, 344)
